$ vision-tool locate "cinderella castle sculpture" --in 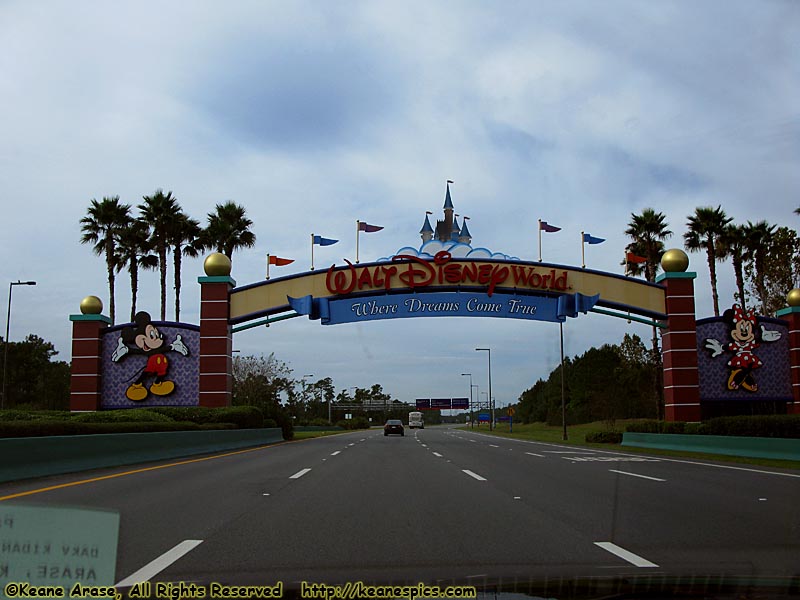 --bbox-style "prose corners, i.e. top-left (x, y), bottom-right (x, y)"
top-left (419, 181), bottom-right (472, 245)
